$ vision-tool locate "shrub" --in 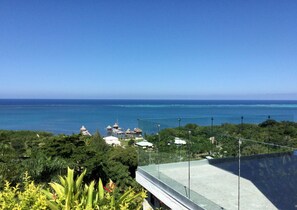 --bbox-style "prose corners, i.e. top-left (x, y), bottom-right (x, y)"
top-left (0, 172), bottom-right (47, 210)
top-left (43, 167), bottom-right (146, 210)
